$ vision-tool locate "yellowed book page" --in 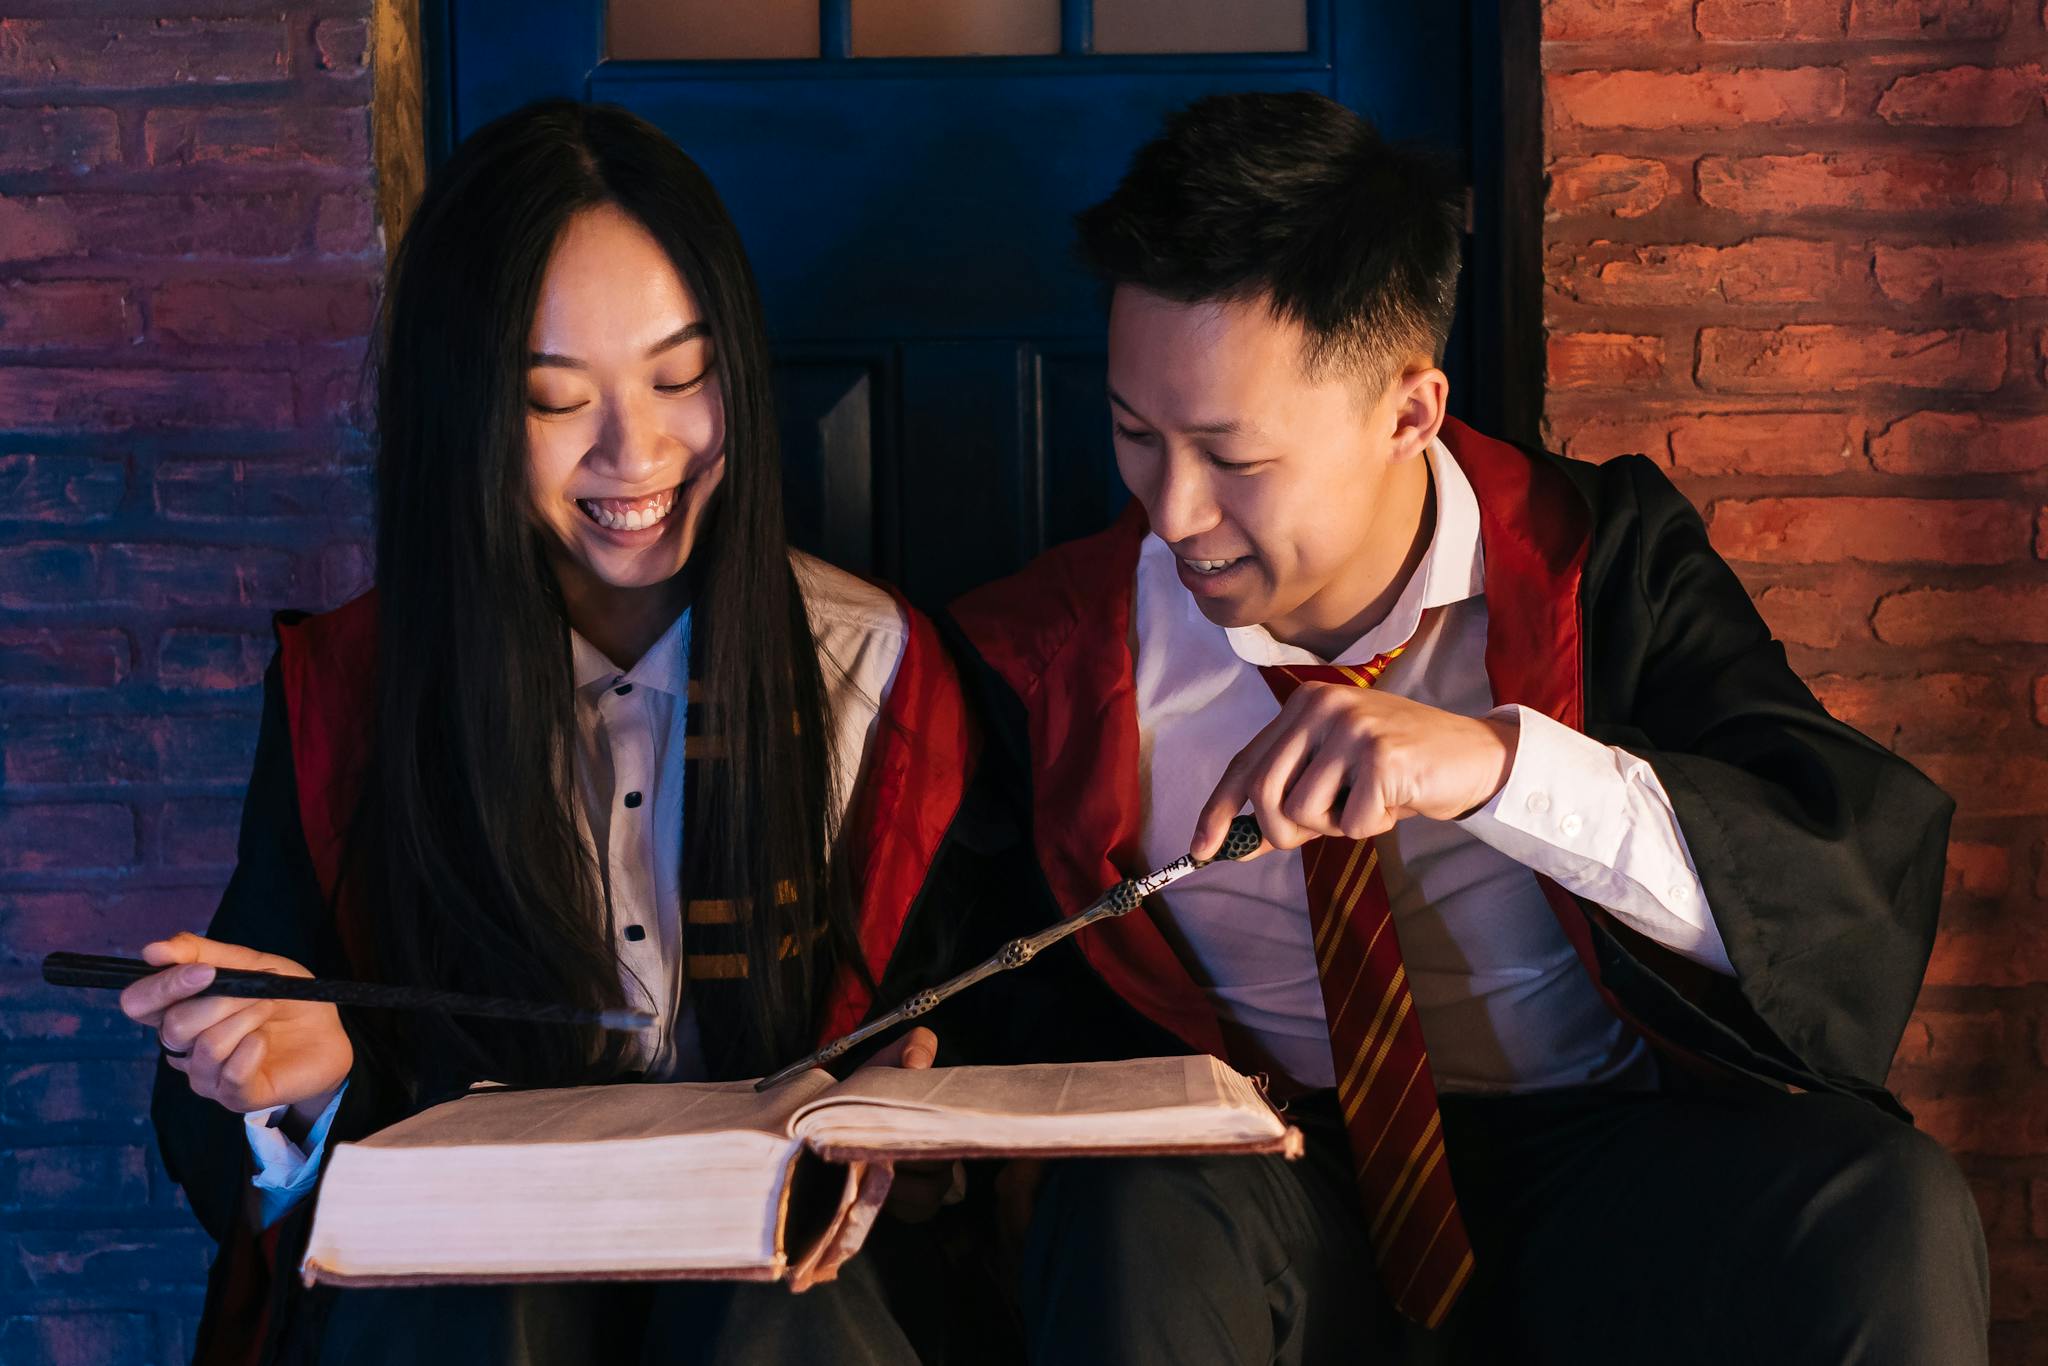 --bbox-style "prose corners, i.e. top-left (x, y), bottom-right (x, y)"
top-left (789, 1055), bottom-right (1288, 1155)
top-left (356, 1069), bottom-right (837, 1149)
